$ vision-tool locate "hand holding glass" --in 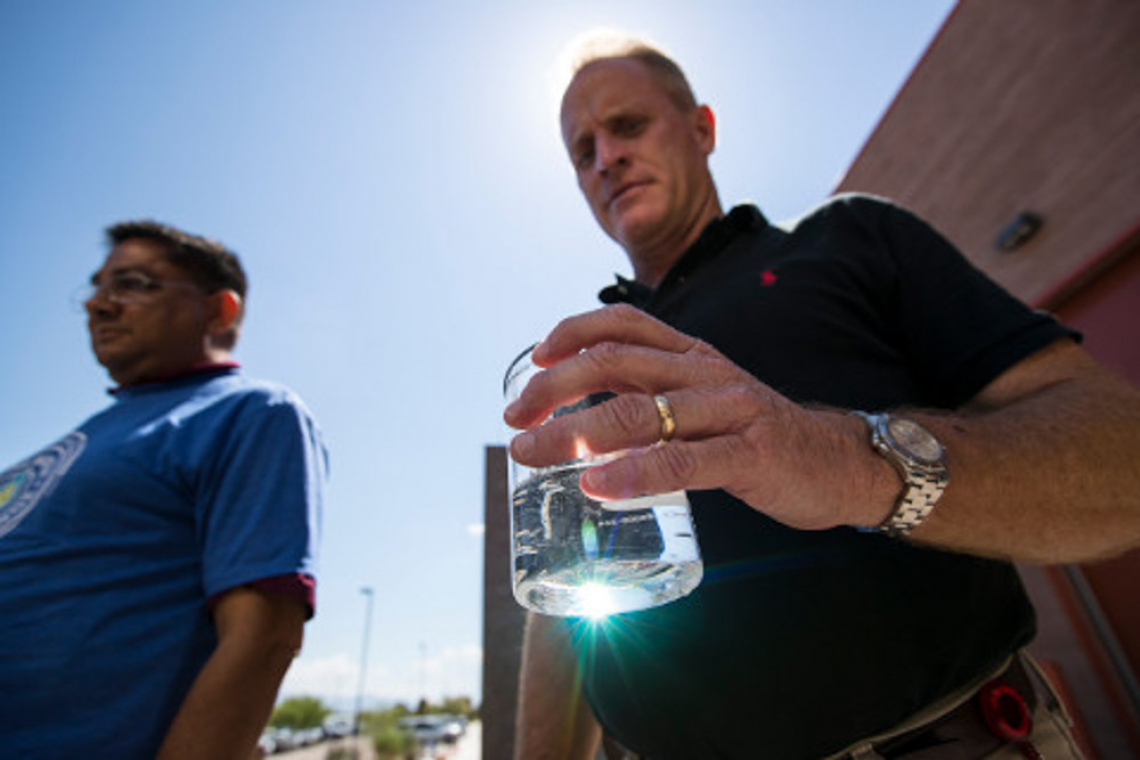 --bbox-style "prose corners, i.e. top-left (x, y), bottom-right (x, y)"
top-left (503, 347), bottom-right (702, 617)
